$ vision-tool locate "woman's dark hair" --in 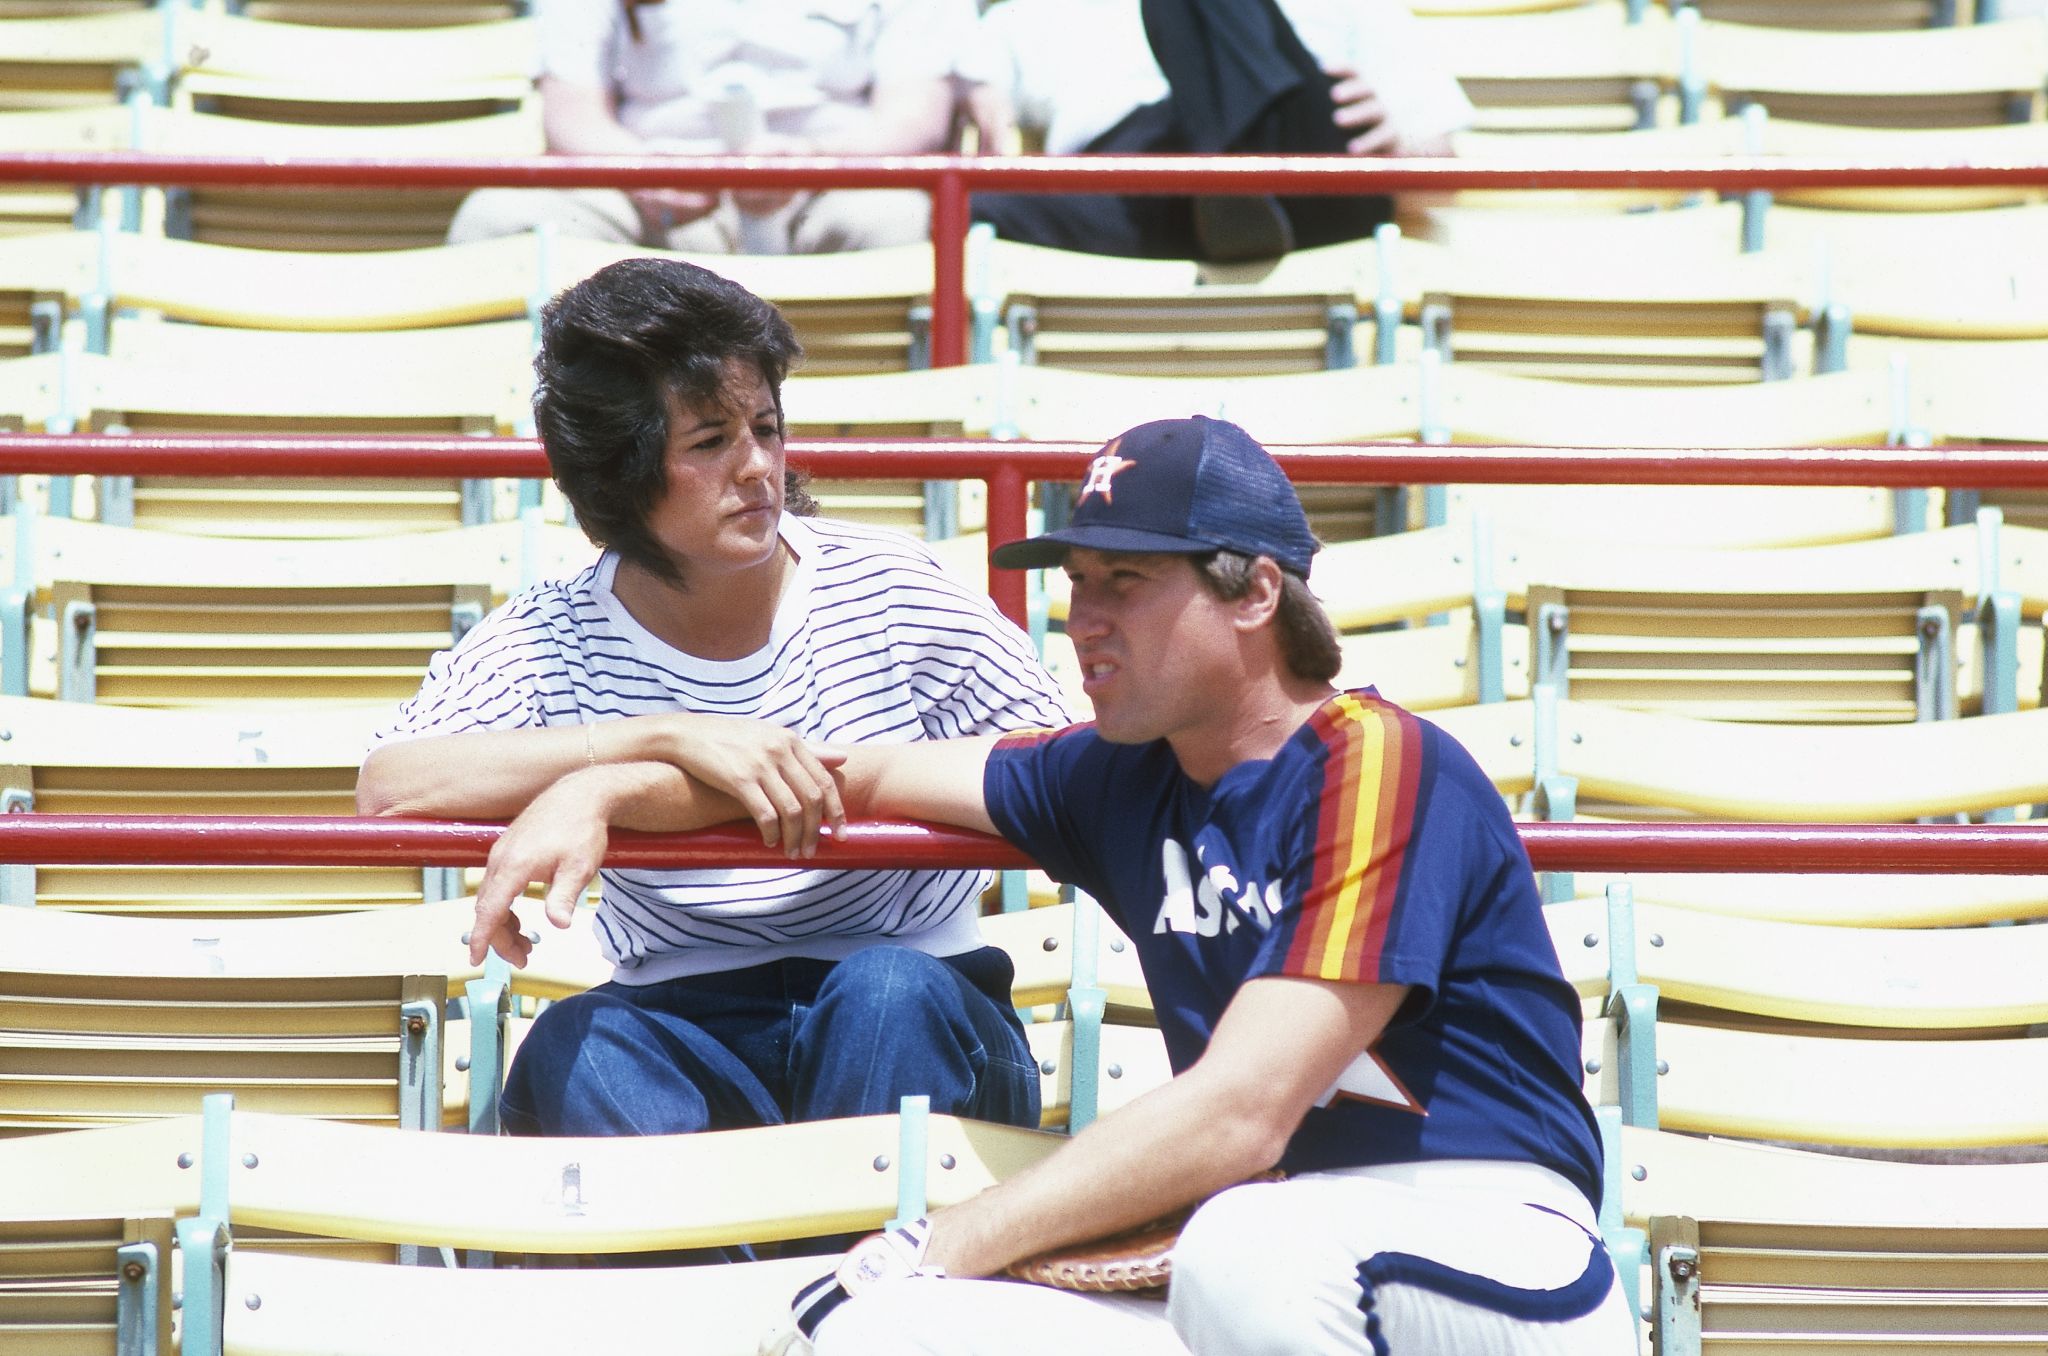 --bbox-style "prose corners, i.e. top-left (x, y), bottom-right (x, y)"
top-left (1199, 550), bottom-right (1343, 684)
top-left (533, 257), bottom-right (815, 584)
